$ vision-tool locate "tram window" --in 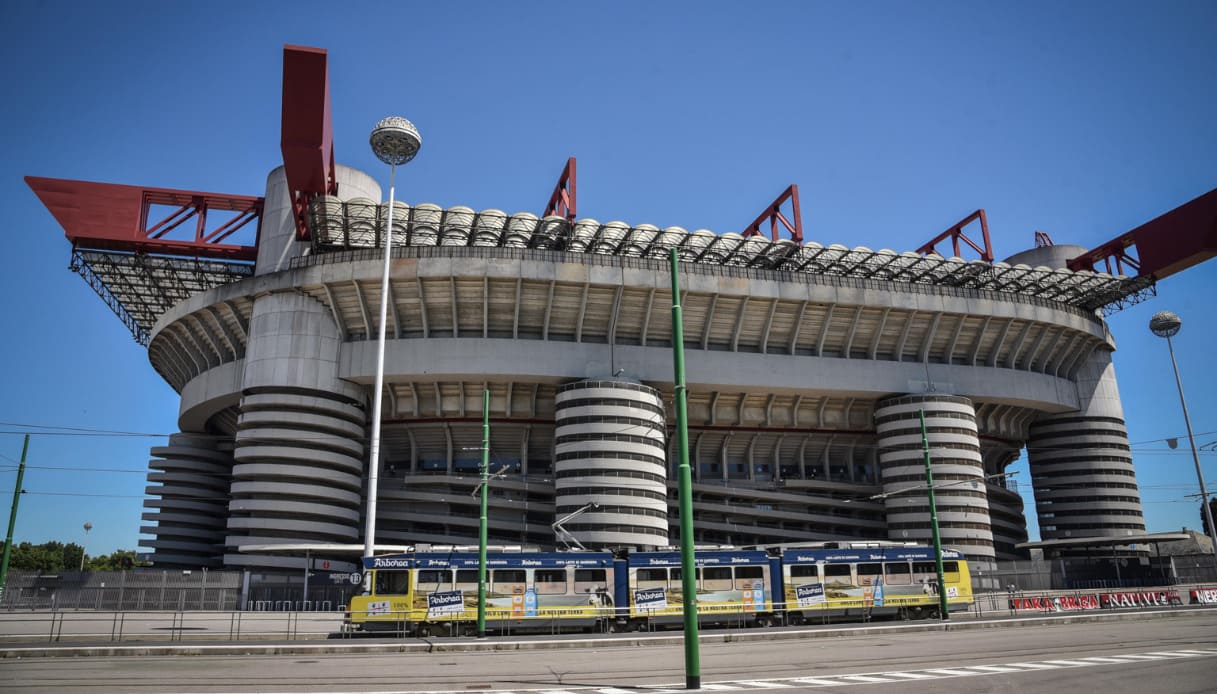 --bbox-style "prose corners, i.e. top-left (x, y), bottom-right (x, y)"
top-left (703, 566), bottom-right (733, 591)
top-left (535, 569), bottom-right (568, 595)
top-left (734, 566), bottom-right (763, 590)
top-left (417, 569), bottom-right (451, 590)
top-left (789, 564), bottom-right (819, 580)
top-left (378, 572), bottom-right (410, 594)
top-left (455, 570), bottom-right (479, 591)
top-left (636, 568), bottom-right (668, 589)
top-left (574, 568), bottom-right (607, 594)
top-left (857, 563), bottom-right (882, 586)
top-left (912, 561), bottom-right (937, 585)
top-left (942, 561), bottom-right (960, 580)
top-left (823, 564), bottom-right (852, 582)
top-left (884, 562), bottom-right (912, 585)
top-left (493, 569), bottom-right (527, 594)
